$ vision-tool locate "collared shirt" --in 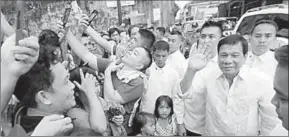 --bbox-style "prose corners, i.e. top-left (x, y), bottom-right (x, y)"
top-left (183, 65), bottom-right (279, 136)
top-left (166, 50), bottom-right (188, 79)
top-left (181, 56), bottom-right (218, 134)
top-left (246, 51), bottom-right (277, 79)
top-left (140, 62), bottom-right (184, 124)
